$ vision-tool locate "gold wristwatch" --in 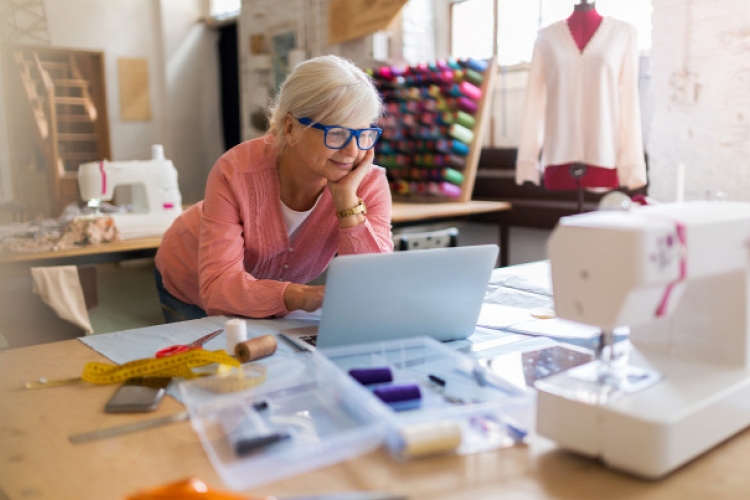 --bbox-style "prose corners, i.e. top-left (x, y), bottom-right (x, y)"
top-left (335, 198), bottom-right (367, 218)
